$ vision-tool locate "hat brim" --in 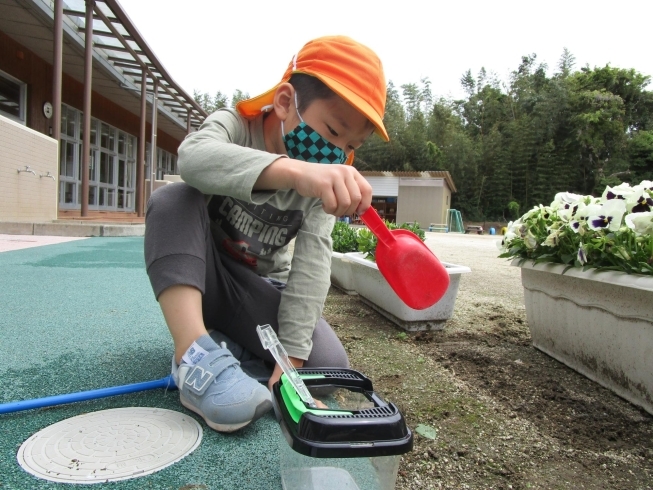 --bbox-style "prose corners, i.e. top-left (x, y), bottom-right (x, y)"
top-left (236, 75), bottom-right (389, 143)
top-left (236, 84), bottom-right (281, 119)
